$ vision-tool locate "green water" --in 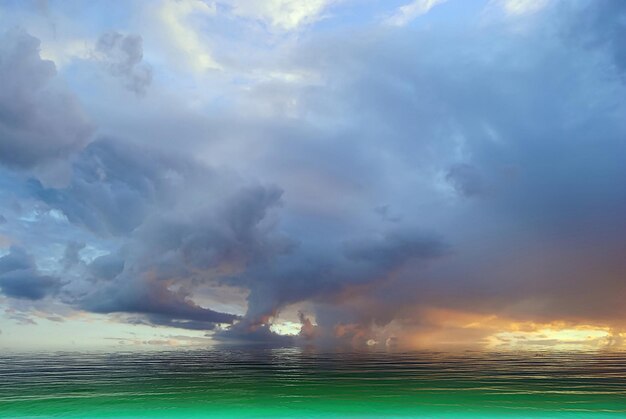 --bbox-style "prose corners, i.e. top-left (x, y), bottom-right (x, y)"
top-left (1, 349), bottom-right (625, 418)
